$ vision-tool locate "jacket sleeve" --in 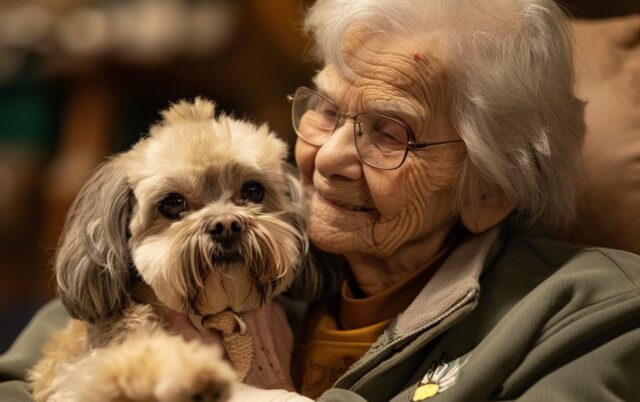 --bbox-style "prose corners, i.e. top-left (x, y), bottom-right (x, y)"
top-left (0, 300), bottom-right (70, 402)
top-left (505, 323), bottom-right (640, 402)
